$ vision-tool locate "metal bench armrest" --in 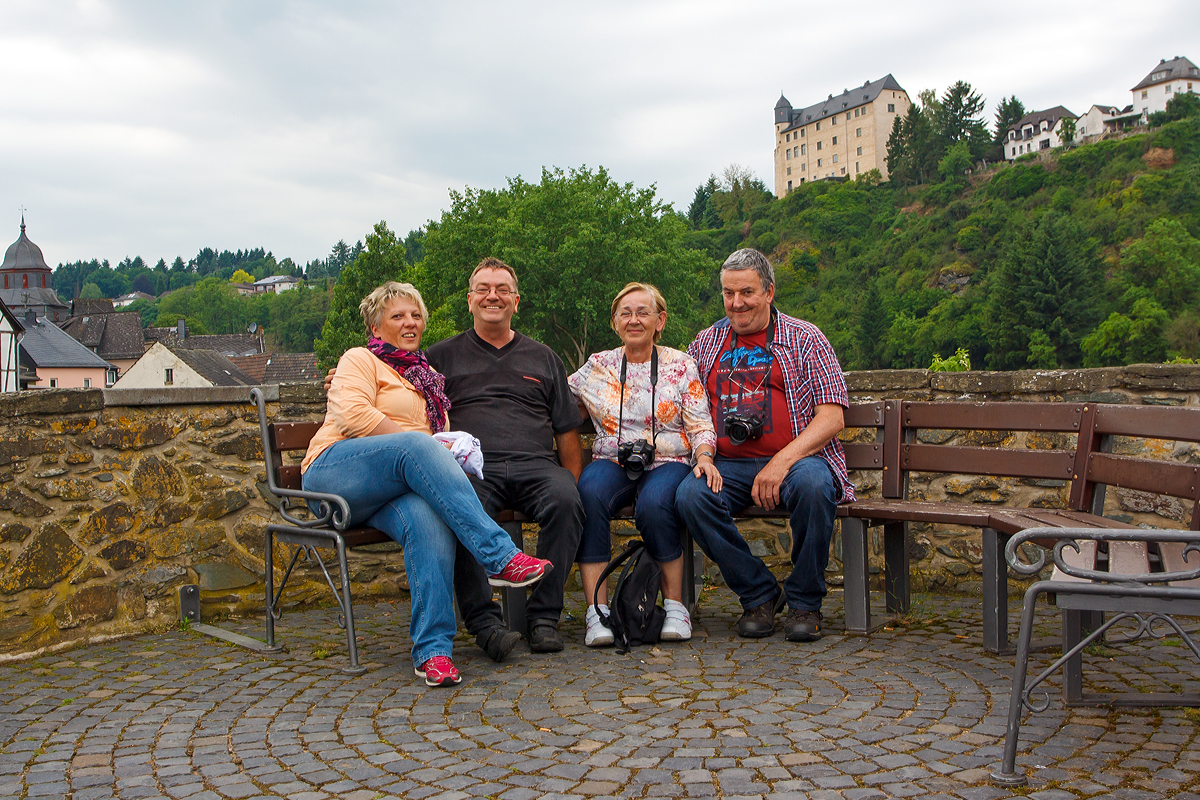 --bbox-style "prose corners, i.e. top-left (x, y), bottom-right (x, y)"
top-left (1005, 526), bottom-right (1200, 583)
top-left (273, 488), bottom-right (353, 531)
